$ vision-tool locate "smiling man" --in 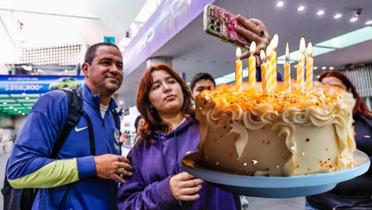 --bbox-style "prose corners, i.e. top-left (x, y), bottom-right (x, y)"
top-left (6, 43), bottom-right (132, 210)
